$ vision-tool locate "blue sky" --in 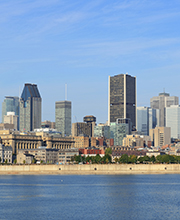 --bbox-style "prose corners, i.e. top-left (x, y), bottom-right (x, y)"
top-left (1, 0), bottom-right (180, 123)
